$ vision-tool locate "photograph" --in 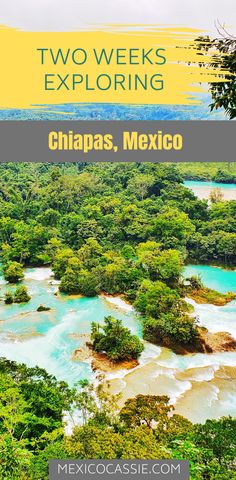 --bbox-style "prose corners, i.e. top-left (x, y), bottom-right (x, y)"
top-left (0, 1), bottom-right (235, 479)
top-left (0, 161), bottom-right (235, 479)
